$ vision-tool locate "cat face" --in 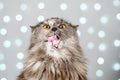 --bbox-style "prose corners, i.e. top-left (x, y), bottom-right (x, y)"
top-left (30, 17), bottom-right (78, 49)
